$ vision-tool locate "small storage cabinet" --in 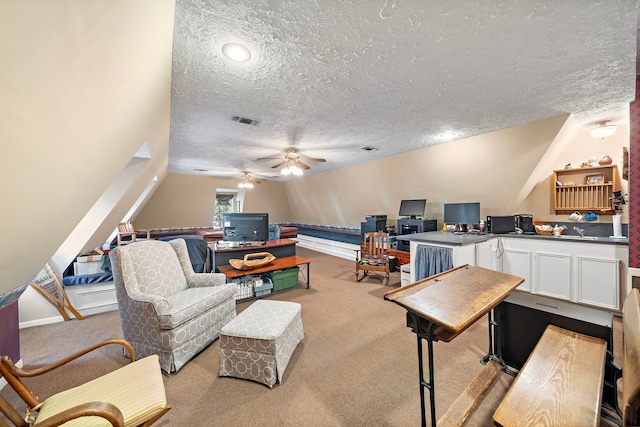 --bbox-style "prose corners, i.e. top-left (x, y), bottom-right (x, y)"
top-left (553, 165), bottom-right (618, 214)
